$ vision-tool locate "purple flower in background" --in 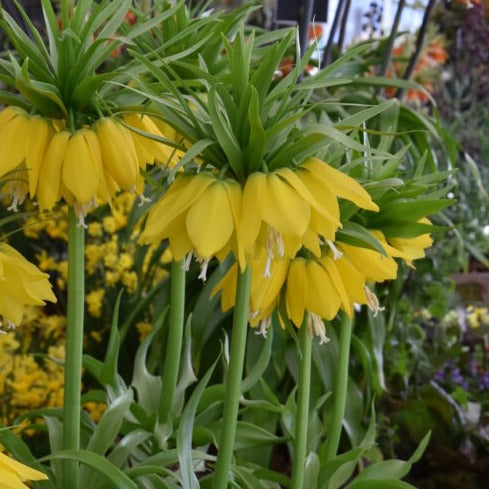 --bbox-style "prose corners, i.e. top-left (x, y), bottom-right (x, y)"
top-left (479, 371), bottom-right (489, 391)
